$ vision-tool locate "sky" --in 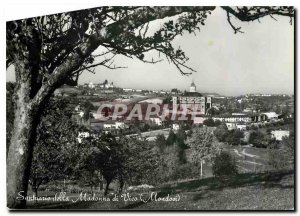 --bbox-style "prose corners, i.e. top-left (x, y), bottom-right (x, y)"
top-left (6, 7), bottom-right (294, 96)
